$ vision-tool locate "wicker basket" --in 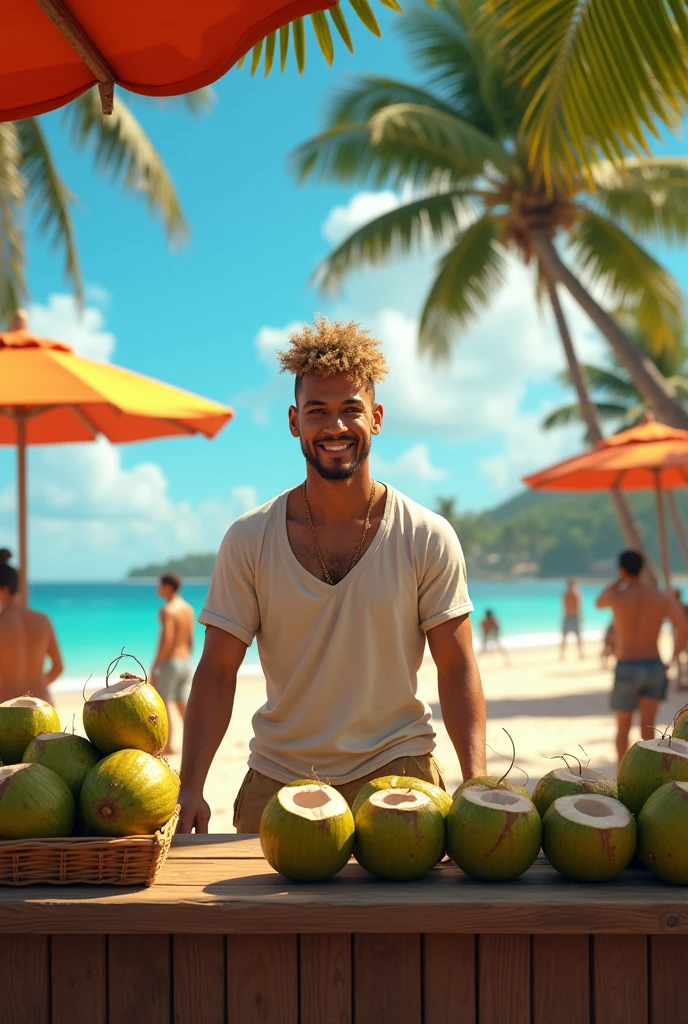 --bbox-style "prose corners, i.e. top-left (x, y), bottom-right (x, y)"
top-left (0, 805), bottom-right (179, 886)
